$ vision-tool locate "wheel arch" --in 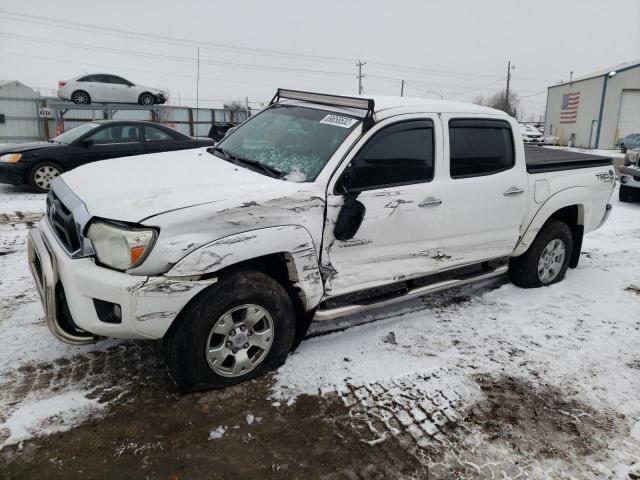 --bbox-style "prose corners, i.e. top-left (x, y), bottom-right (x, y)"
top-left (513, 187), bottom-right (588, 266)
top-left (167, 225), bottom-right (324, 312)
